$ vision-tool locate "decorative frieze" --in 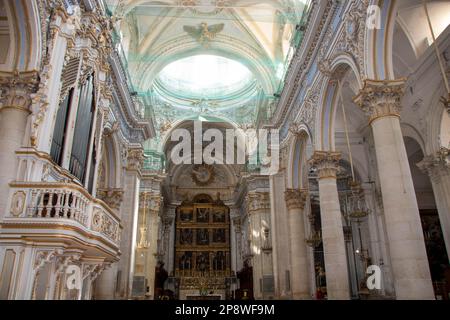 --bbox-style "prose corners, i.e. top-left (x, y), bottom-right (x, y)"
top-left (285, 189), bottom-right (308, 210)
top-left (353, 79), bottom-right (406, 124)
top-left (309, 151), bottom-right (341, 179)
